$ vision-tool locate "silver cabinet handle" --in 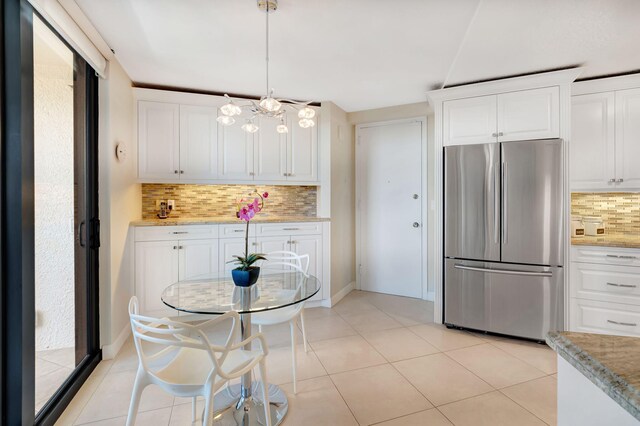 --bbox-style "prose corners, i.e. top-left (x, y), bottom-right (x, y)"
top-left (607, 319), bottom-right (637, 327)
top-left (607, 282), bottom-right (637, 288)
top-left (502, 161), bottom-right (508, 244)
top-left (249, 172), bottom-right (255, 176)
top-left (413, 222), bottom-right (420, 228)
top-left (494, 165), bottom-right (500, 244)
top-left (173, 245), bottom-right (178, 250)
top-left (617, 178), bottom-right (624, 183)
top-left (233, 230), bottom-right (244, 233)
top-left (606, 254), bottom-right (638, 260)
top-left (498, 132), bottom-right (504, 136)
top-left (172, 231), bottom-right (188, 234)
top-left (290, 240), bottom-right (297, 244)
top-left (609, 178), bottom-right (616, 183)
top-left (282, 227), bottom-right (300, 231)
top-left (180, 170), bottom-right (184, 174)
top-left (454, 264), bottom-right (552, 277)
top-left (174, 170), bottom-right (179, 174)
top-left (252, 242), bottom-right (258, 246)
top-left (491, 132), bottom-right (498, 137)
top-left (283, 173), bottom-right (288, 177)
top-left (289, 173), bottom-right (295, 177)
top-left (179, 245), bottom-right (183, 249)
